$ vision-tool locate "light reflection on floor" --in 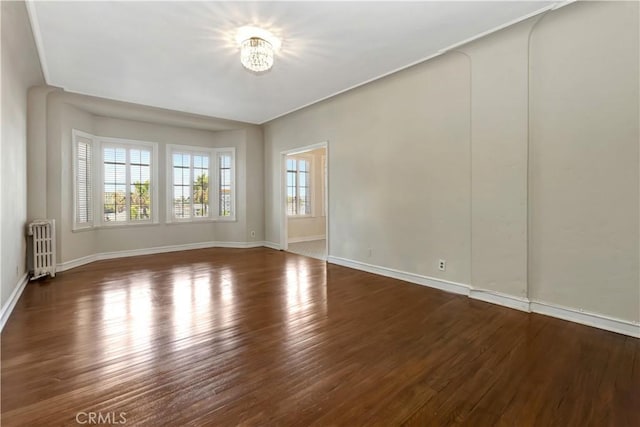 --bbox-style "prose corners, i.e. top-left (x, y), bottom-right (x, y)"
top-left (283, 257), bottom-right (327, 358)
top-left (79, 257), bottom-right (327, 371)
